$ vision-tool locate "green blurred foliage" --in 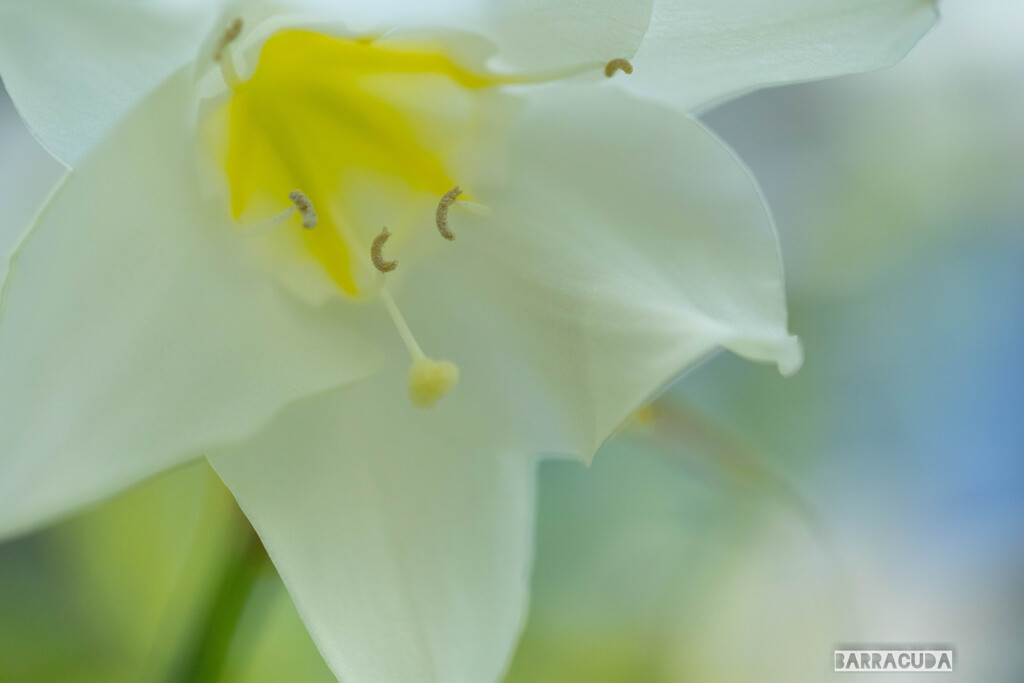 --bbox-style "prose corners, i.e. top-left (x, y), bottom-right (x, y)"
top-left (0, 462), bottom-right (335, 682)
